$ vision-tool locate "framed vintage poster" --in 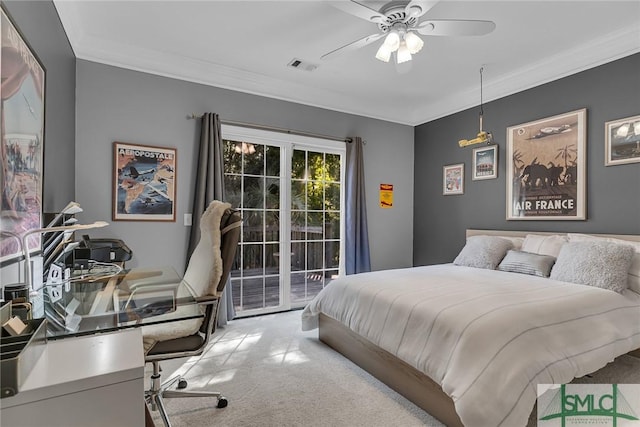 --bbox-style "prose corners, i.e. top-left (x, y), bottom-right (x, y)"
top-left (604, 114), bottom-right (640, 166)
top-left (113, 142), bottom-right (176, 221)
top-left (472, 145), bottom-right (498, 180)
top-left (379, 183), bottom-right (393, 208)
top-left (443, 163), bottom-right (464, 195)
top-left (506, 109), bottom-right (586, 220)
top-left (1, 6), bottom-right (46, 264)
